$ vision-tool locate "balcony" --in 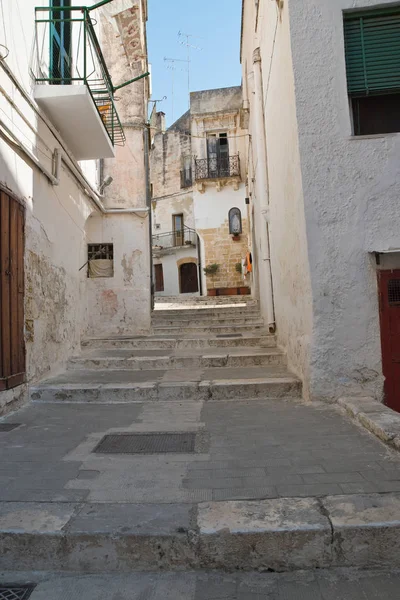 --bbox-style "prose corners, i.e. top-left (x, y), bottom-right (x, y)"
top-left (194, 154), bottom-right (241, 193)
top-left (152, 227), bottom-right (197, 256)
top-left (33, 5), bottom-right (125, 160)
